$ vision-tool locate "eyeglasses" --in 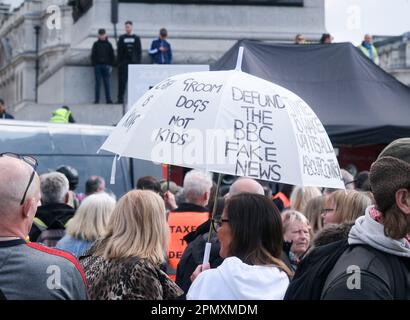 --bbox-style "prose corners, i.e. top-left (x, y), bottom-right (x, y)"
top-left (0, 152), bottom-right (38, 205)
top-left (211, 218), bottom-right (229, 233)
top-left (321, 208), bottom-right (335, 214)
